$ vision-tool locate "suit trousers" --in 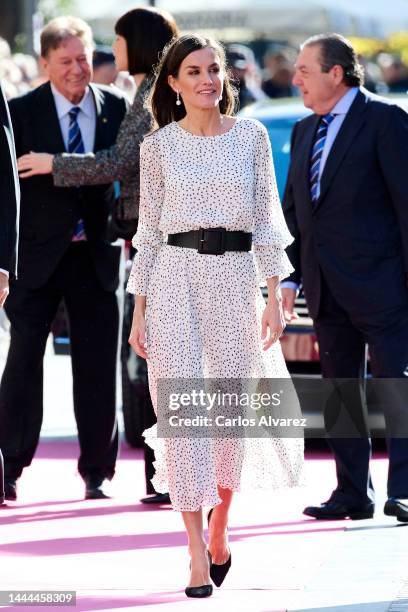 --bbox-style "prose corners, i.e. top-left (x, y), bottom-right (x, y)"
top-left (143, 386), bottom-right (157, 495)
top-left (314, 273), bottom-right (408, 505)
top-left (0, 243), bottom-right (119, 481)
